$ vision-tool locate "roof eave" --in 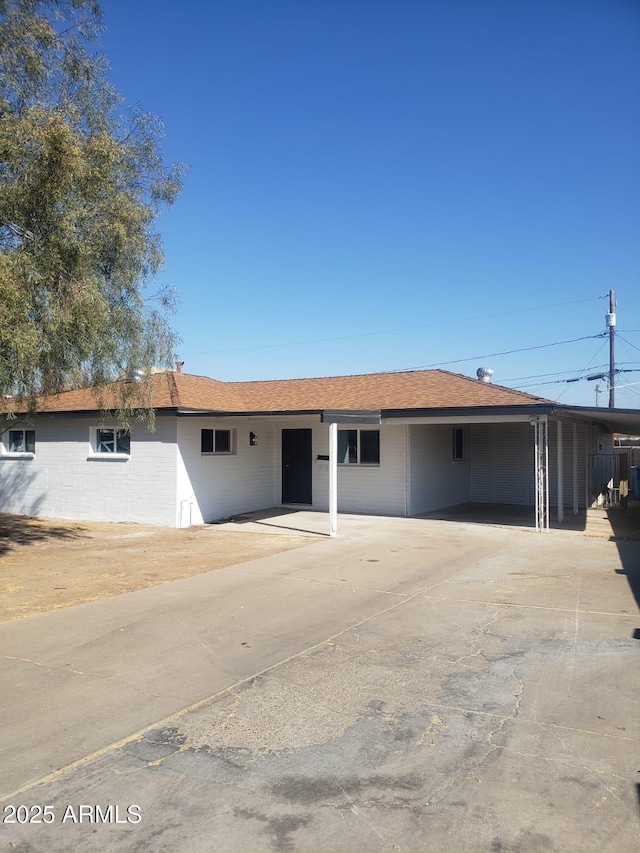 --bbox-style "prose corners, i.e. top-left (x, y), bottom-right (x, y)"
top-left (2, 407), bottom-right (180, 419)
top-left (382, 403), bottom-right (557, 418)
top-left (176, 408), bottom-right (324, 417)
